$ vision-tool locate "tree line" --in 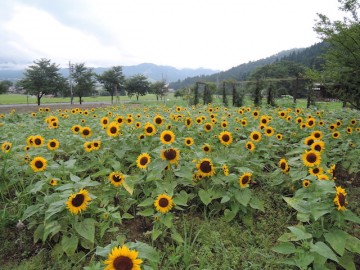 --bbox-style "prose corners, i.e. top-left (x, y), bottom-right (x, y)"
top-left (9, 60), bottom-right (168, 106)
